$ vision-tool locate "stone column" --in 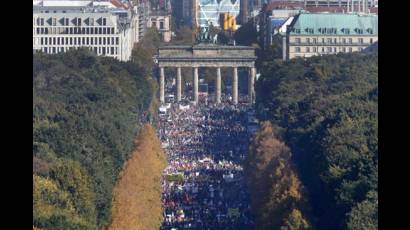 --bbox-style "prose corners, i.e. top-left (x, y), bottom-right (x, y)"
top-left (249, 67), bottom-right (256, 103)
top-left (193, 67), bottom-right (199, 104)
top-left (177, 67), bottom-right (182, 102)
top-left (232, 67), bottom-right (238, 105)
top-left (216, 67), bottom-right (221, 104)
top-left (160, 67), bottom-right (165, 104)
top-left (282, 35), bottom-right (287, 61)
